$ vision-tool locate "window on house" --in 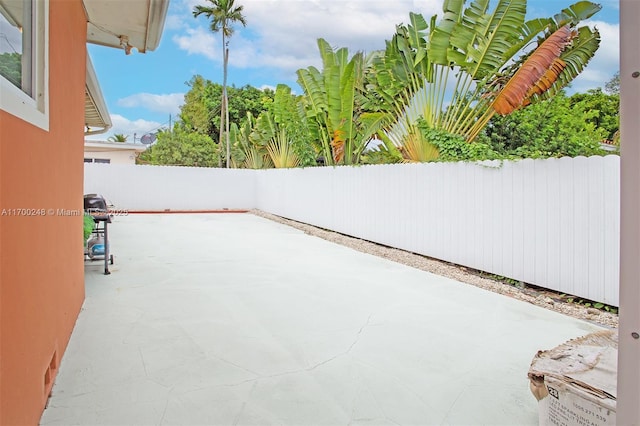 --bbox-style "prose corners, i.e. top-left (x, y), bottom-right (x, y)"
top-left (0, 0), bottom-right (48, 129)
top-left (85, 158), bottom-right (111, 164)
top-left (0, 0), bottom-right (31, 93)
